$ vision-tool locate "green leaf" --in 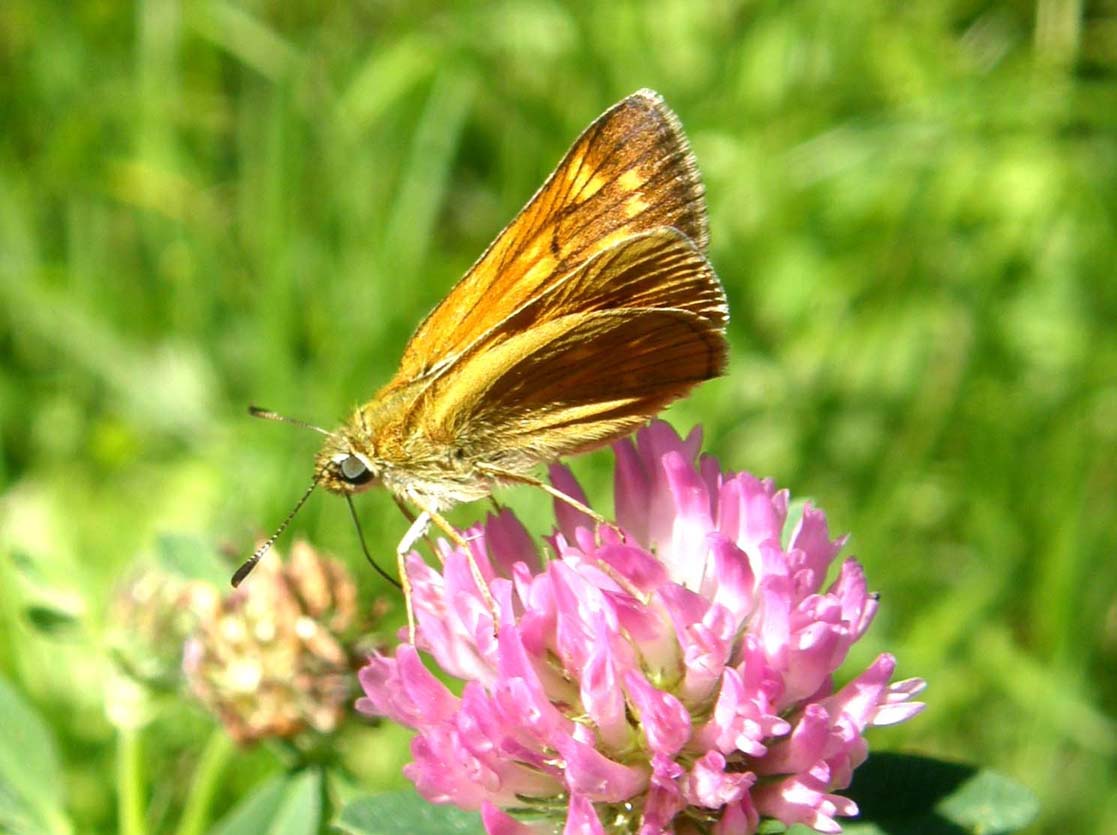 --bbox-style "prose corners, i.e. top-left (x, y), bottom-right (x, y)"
top-left (845, 752), bottom-right (1039, 835)
top-left (269, 770), bottom-right (322, 835)
top-left (839, 825), bottom-right (887, 835)
top-left (335, 790), bottom-right (485, 835)
top-left (209, 774), bottom-right (285, 835)
top-left (934, 768), bottom-right (1041, 834)
top-left (209, 769), bottom-right (321, 835)
top-left (22, 603), bottom-right (80, 637)
top-left (0, 676), bottom-right (72, 835)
